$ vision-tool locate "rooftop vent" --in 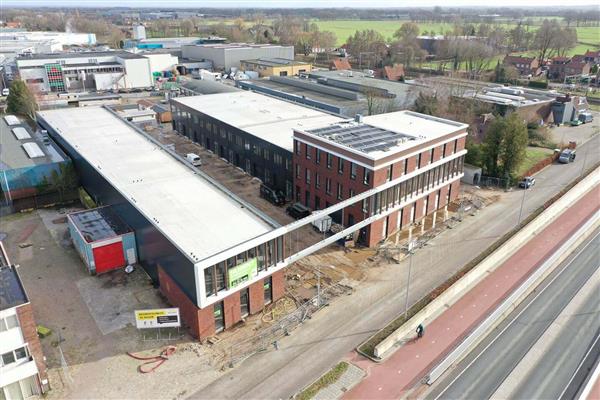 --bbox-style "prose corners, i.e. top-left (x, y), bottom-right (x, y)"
top-left (354, 114), bottom-right (363, 123)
